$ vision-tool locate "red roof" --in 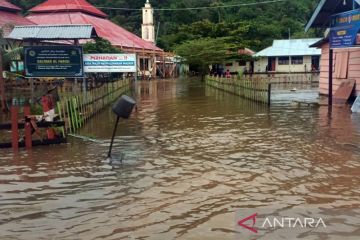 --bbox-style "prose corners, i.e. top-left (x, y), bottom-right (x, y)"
top-left (0, 1), bottom-right (34, 31)
top-left (27, 12), bottom-right (162, 52)
top-left (30, 0), bottom-right (107, 18)
top-left (0, 0), bottom-right (21, 12)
